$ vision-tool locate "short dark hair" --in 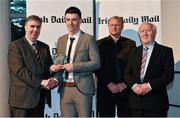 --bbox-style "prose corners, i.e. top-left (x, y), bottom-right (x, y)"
top-left (25, 15), bottom-right (42, 25)
top-left (65, 6), bottom-right (82, 18)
